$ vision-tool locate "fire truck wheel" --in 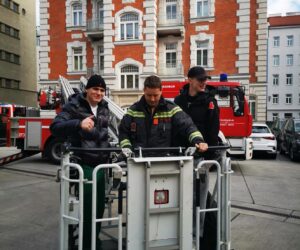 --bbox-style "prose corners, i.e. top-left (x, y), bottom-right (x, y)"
top-left (46, 138), bottom-right (63, 164)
